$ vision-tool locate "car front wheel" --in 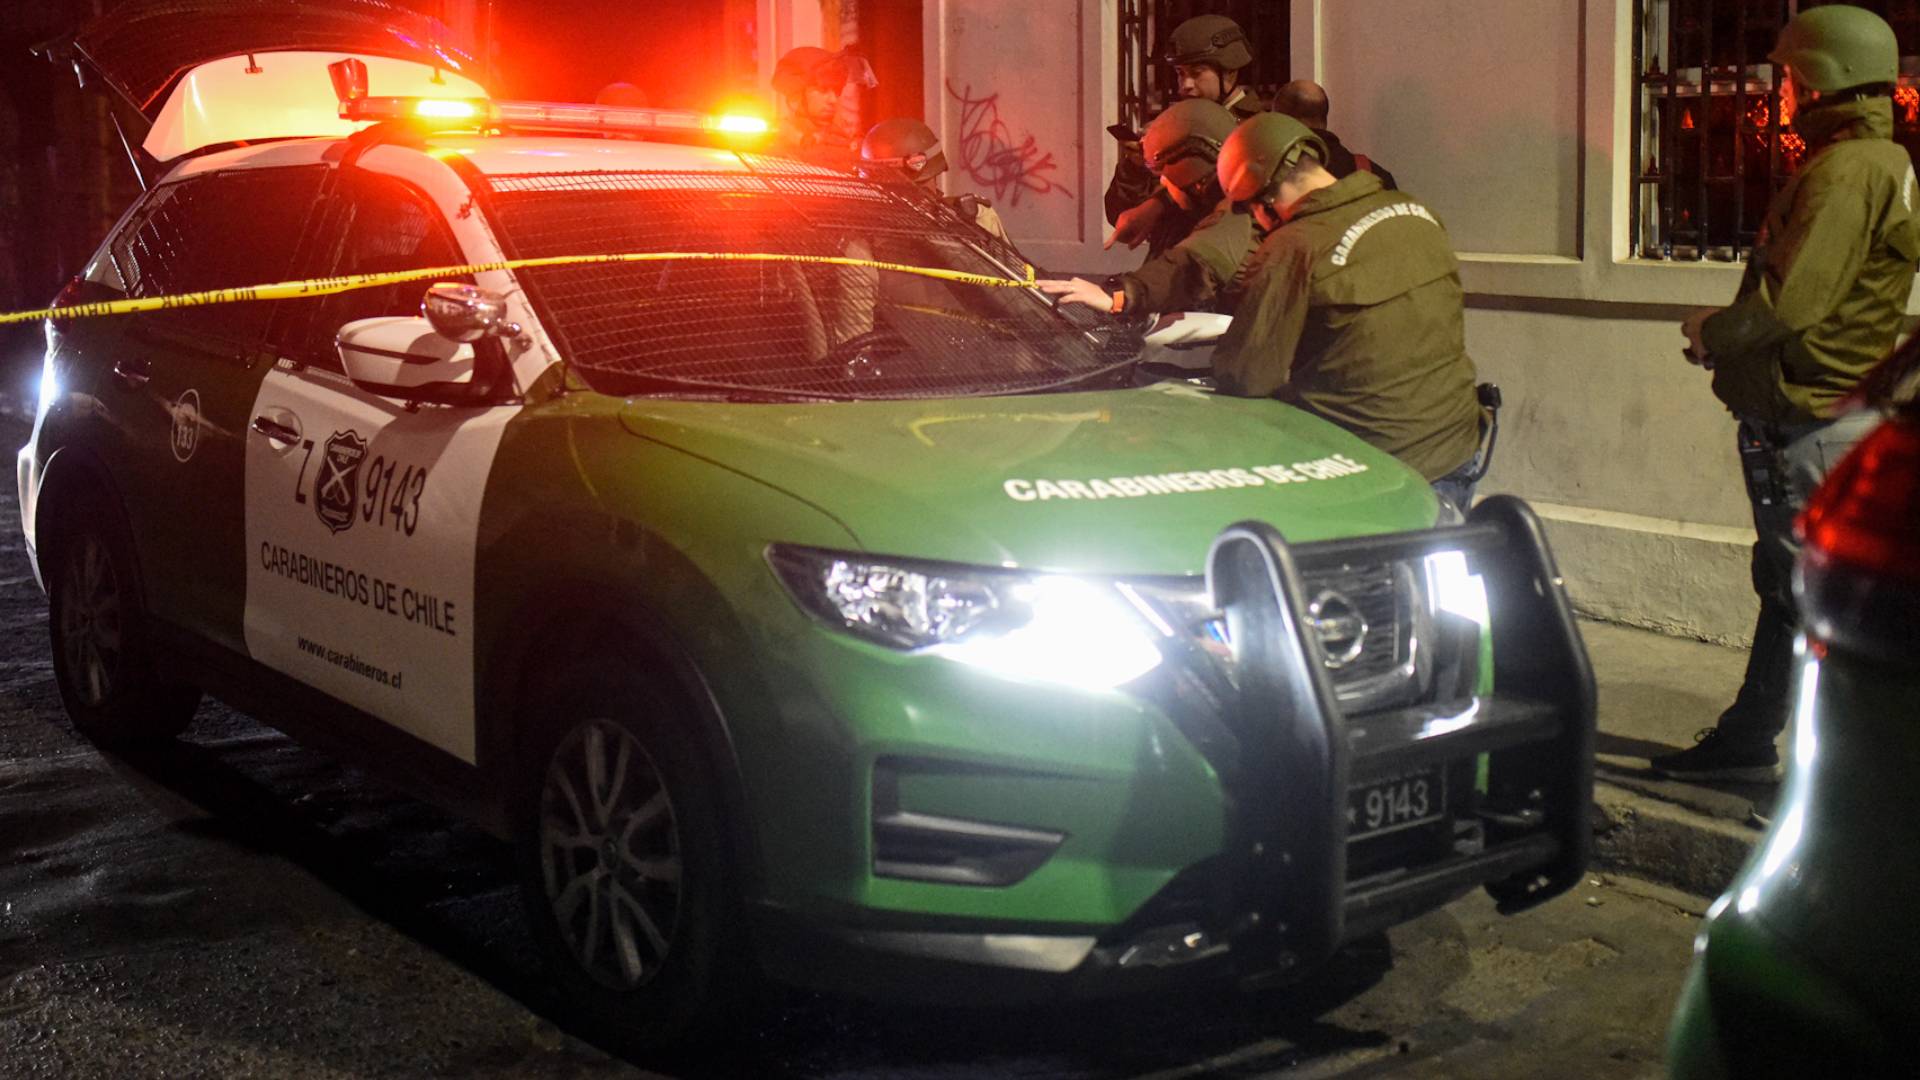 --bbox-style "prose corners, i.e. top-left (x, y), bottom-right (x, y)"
top-left (516, 662), bottom-right (745, 1051)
